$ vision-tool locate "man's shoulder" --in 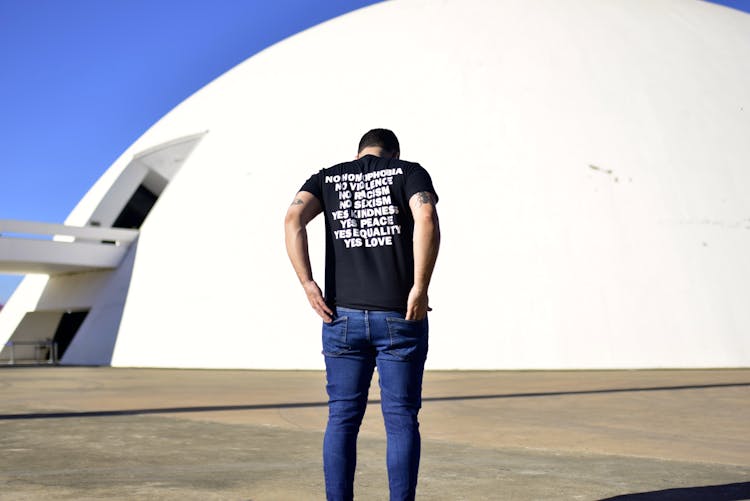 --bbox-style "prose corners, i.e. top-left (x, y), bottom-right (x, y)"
top-left (391, 159), bottom-right (431, 180)
top-left (396, 159), bottom-right (425, 172)
top-left (365, 156), bottom-right (425, 173)
top-left (318, 160), bottom-right (358, 175)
